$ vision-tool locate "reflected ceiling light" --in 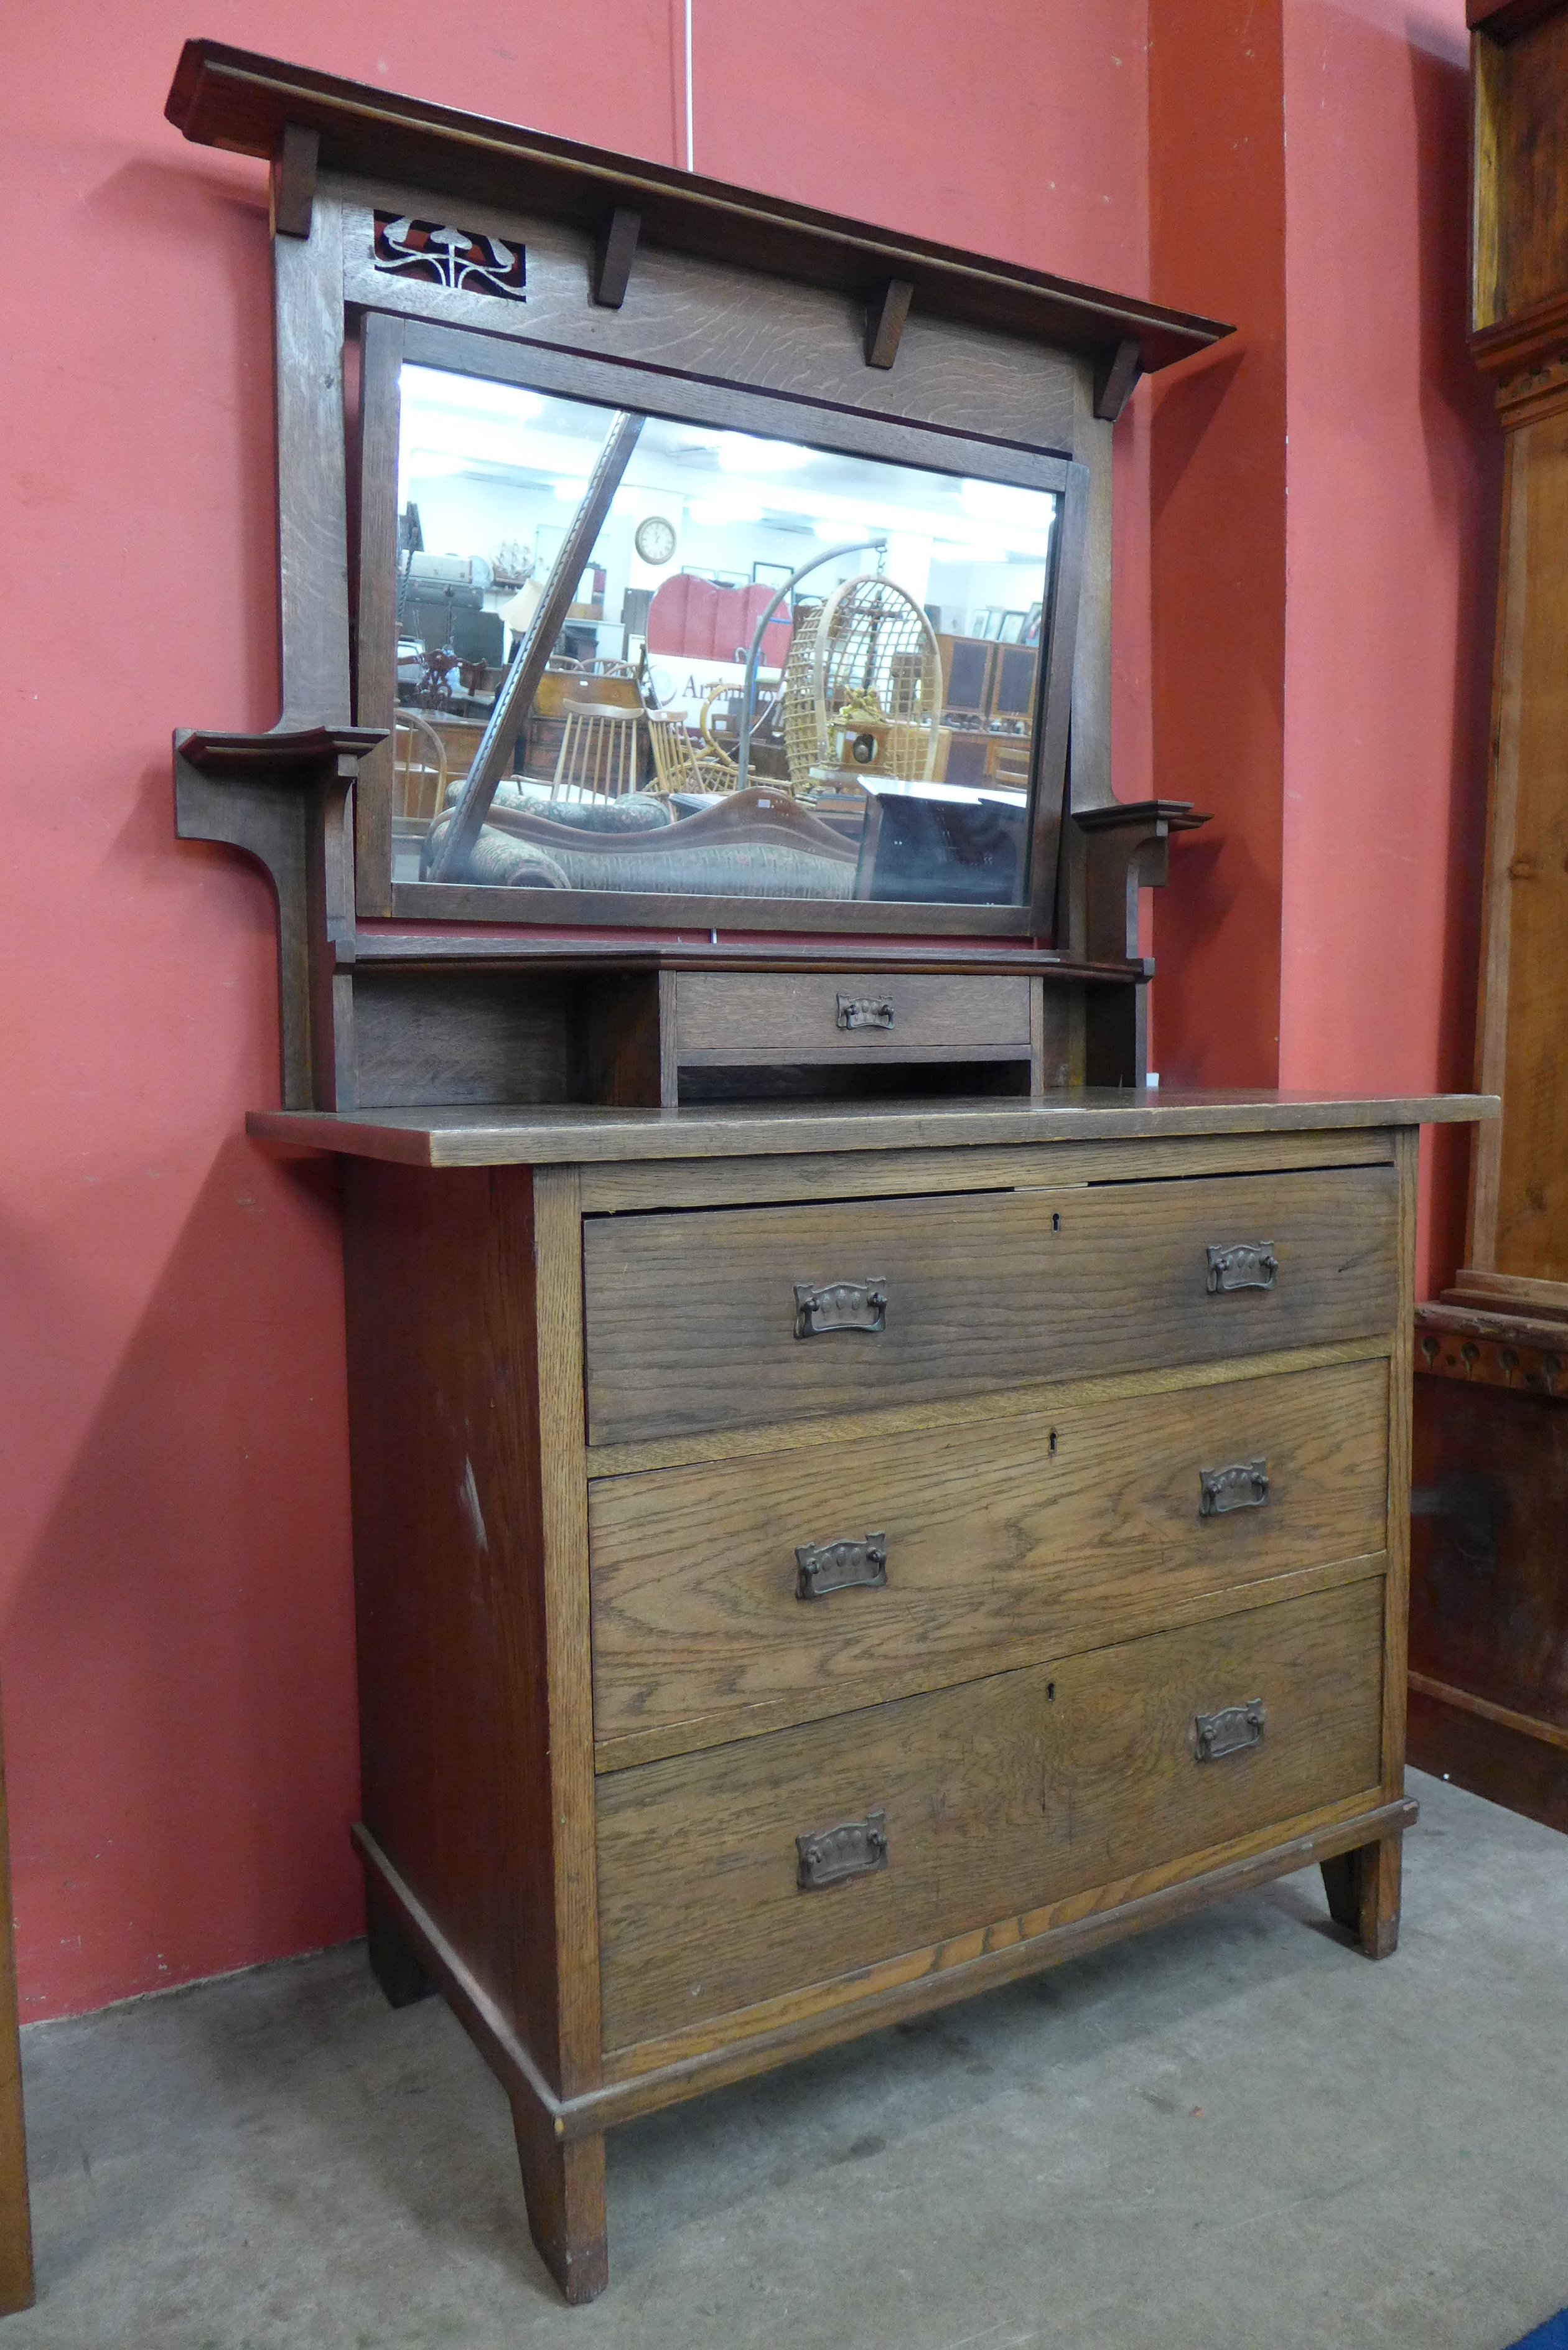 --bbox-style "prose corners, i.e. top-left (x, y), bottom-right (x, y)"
top-left (935, 533), bottom-right (1009, 564)
top-left (716, 433), bottom-right (813, 474)
top-left (401, 410), bottom-right (546, 469)
top-left (401, 367), bottom-right (544, 421)
top-left (958, 477), bottom-right (1055, 529)
top-left (553, 475), bottom-right (590, 500)
top-left (690, 494), bottom-right (764, 524)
